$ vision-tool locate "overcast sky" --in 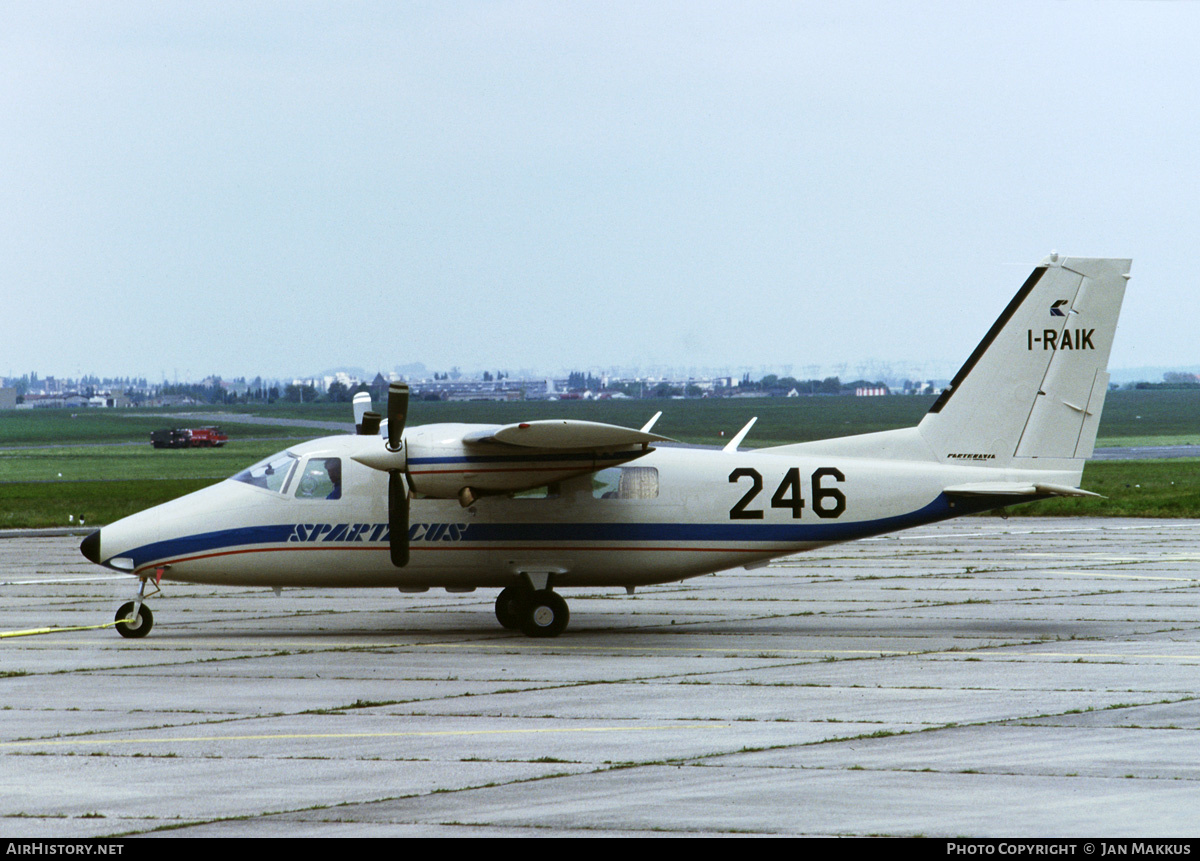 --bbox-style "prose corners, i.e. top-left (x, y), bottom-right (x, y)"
top-left (3, 2), bottom-right (1196, 382)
